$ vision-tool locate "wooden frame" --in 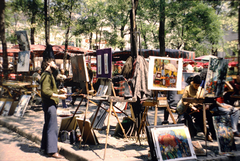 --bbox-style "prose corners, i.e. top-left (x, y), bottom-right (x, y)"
top-left (150, 125), bottom-right (196, 161)
top-left (14, 95), bottom-right (31, 117)
top-left (148, 56), bottom-right (183, 91)
top-left (1, 99), bottom-right (14, 116)
top-left (0, 98), bottom-right (6, 115)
